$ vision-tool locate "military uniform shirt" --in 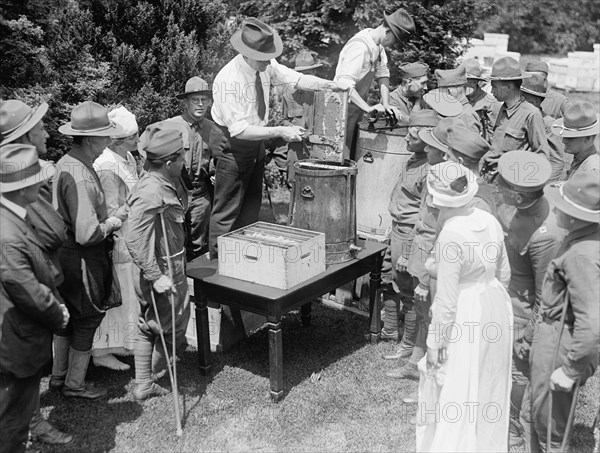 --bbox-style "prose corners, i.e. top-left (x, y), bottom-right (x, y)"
top-left (567, 145), bottom-right (599, 180)
top-left (541, 88), bottom-right (568, 119)
top-left (388, 153), bottom-right (429, 230)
